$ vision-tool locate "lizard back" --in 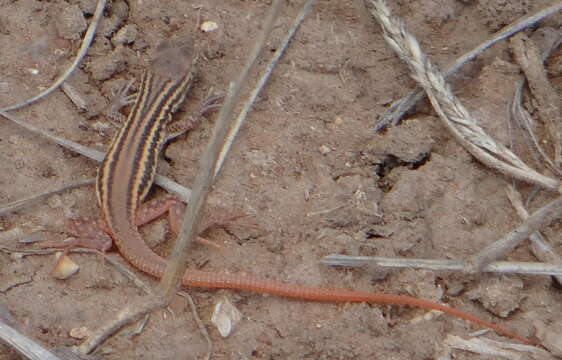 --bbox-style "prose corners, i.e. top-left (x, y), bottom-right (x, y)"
top-left (96, 39), bottom-right (195, 230)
